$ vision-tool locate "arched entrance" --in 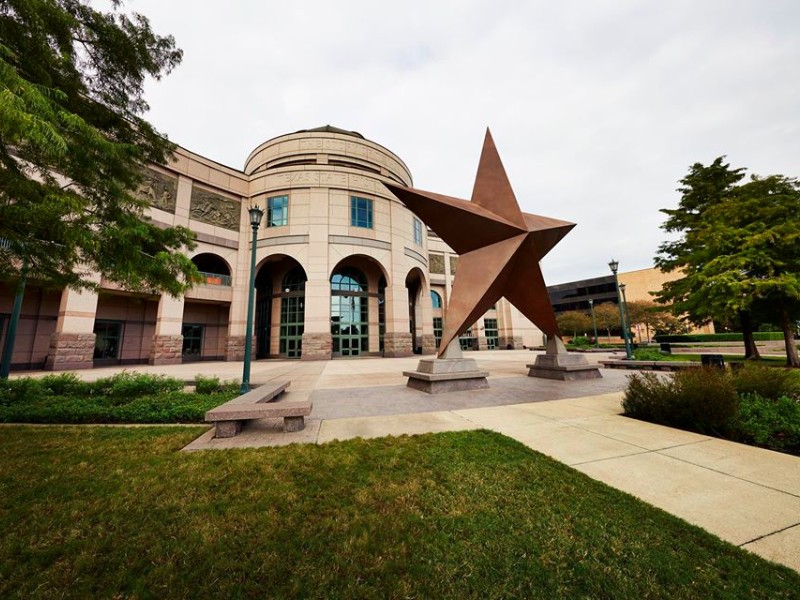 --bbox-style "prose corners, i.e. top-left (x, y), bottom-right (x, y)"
top-left (329, 255), bottom-right (388, 357)
top-left (255, 256), bottom-right (307, 359)
top-left (406, 268), bottom-right (426, 354)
